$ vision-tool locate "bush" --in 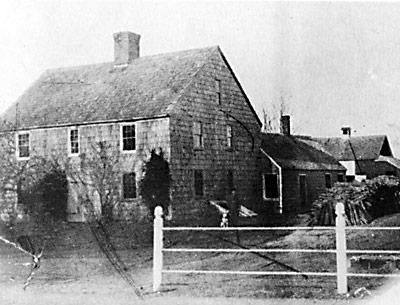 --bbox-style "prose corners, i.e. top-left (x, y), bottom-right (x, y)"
top-left (19, 167), bottom-right (68, 223)
top-left (310, 176), bottom-right (400, 226)
top-left (139, 149), bottom-right (171, 216)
